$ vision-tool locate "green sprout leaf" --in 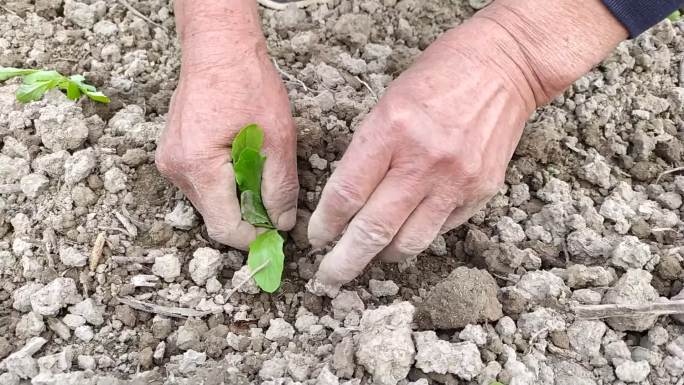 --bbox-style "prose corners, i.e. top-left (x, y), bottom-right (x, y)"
top-left (232, 123), bottom-right (264, 163)
top-left (232, 123), bottom-right (286, 292)
top-left (0, 67), bottom-right (110, 104)
top-left (23, 70), bottom-right (63, 84)
top-left (247, 229), bottom-right (285, 293)
top-left (234, 148), bottom-right (266, 195)
top-left (16, 70), bottom-right (64, 102)
top-left (240, 190), bottom-right (272, 228)
top-left (16, 81), bottom-right (55, 103)
top-left (669, 10), bottom-right (681, 22)
top-left (0, 67), bottom-right (38, 81)
top-left (65, 81), bottom-right (82, 100)
top-left (67, 74), bottom-right (111, 103)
